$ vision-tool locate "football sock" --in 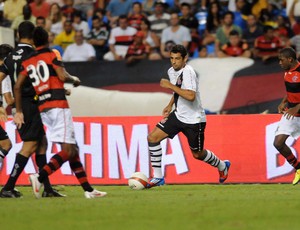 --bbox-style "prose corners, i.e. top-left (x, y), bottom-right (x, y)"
top-left (69, 154), bottom-right (93, 192)
top-left (0, 146), bottom-right (9, 159)
top-left (286, 153), bottom-right (300, 169)
top-left (203, 150), bottom-right (226, 171)
top-left (35, 153), bottom-right (53, 192)
top-left (149, 142), bottom-right (163, 178)
top-left (3, 153), bottom-right (28, 191)
top-left (38, 150), bottom-right (69, 183)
